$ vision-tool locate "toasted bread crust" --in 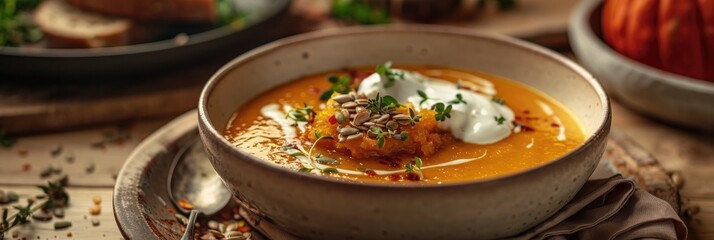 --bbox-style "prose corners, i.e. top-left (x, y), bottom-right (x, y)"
top-left (65, 0), bottom-right (217, 23)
